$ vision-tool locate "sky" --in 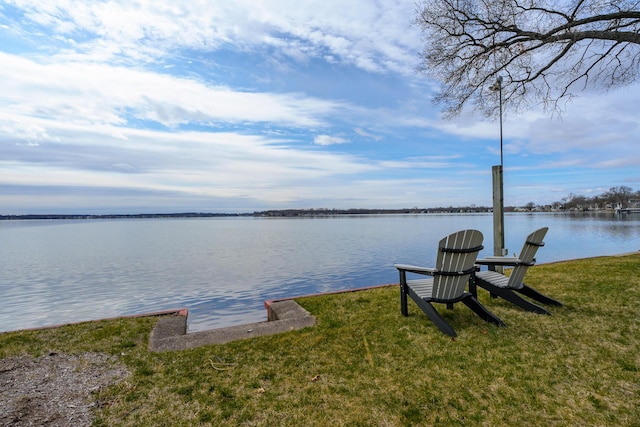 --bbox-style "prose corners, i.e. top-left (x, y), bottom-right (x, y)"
top-left (1, 0), bottom-right (638, 214)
